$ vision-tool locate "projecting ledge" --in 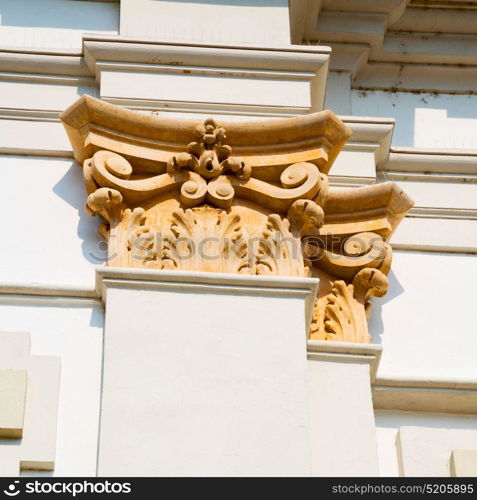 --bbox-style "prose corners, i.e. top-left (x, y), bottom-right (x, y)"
top-left (307, 340), bottom-right (382, 382)
top-left (96, 266), bottom-right (319, 326)
top-left (373, 377), bottom-right (477, 415)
